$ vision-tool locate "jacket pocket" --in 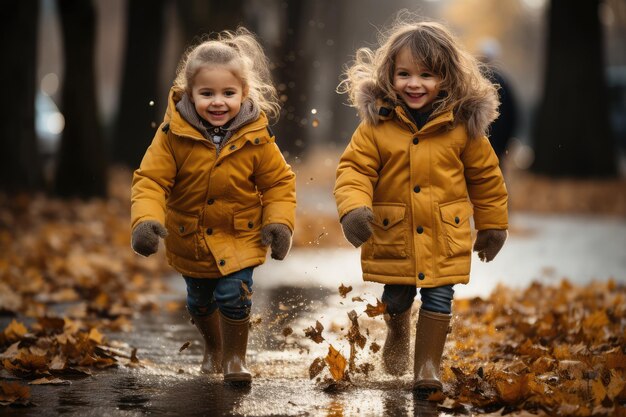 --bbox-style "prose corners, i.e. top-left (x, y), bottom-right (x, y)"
top-left (365, 203), bottom-right (408, 259)
top-left (165, 208), bottom-right (199, 259)
top-left (438, 199), bottom-right (473, 257)
top-left (233, 204), bottom-right (263, 234)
